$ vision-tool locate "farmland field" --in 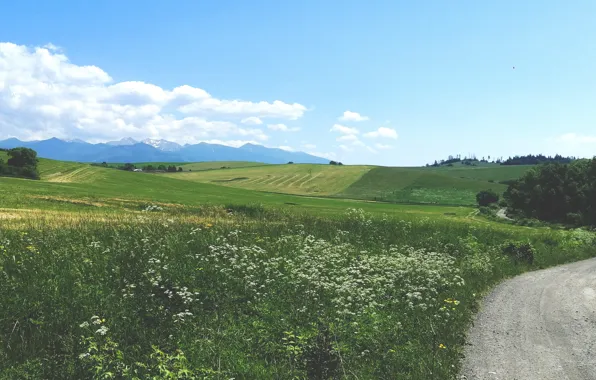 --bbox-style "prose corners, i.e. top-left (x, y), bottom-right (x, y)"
top-left (161, 164), bottom-right (373, 196)
top-left (159, 163), bottom-right (532, 205)
top-left (1, 158), bottom-right (594, 379)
